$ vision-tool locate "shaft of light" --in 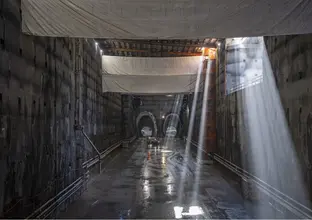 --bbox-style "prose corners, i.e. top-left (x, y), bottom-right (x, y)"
top-left (192, 60), bottom-right (211, 203)
top-left (177, 56), bottom-right (204, 204)
top-left (240, 37), bottom-right (309, 217)
top-left (168, 95), bottom-right (183, 135)
top-left (163, 94), bottom-right (183, 149)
